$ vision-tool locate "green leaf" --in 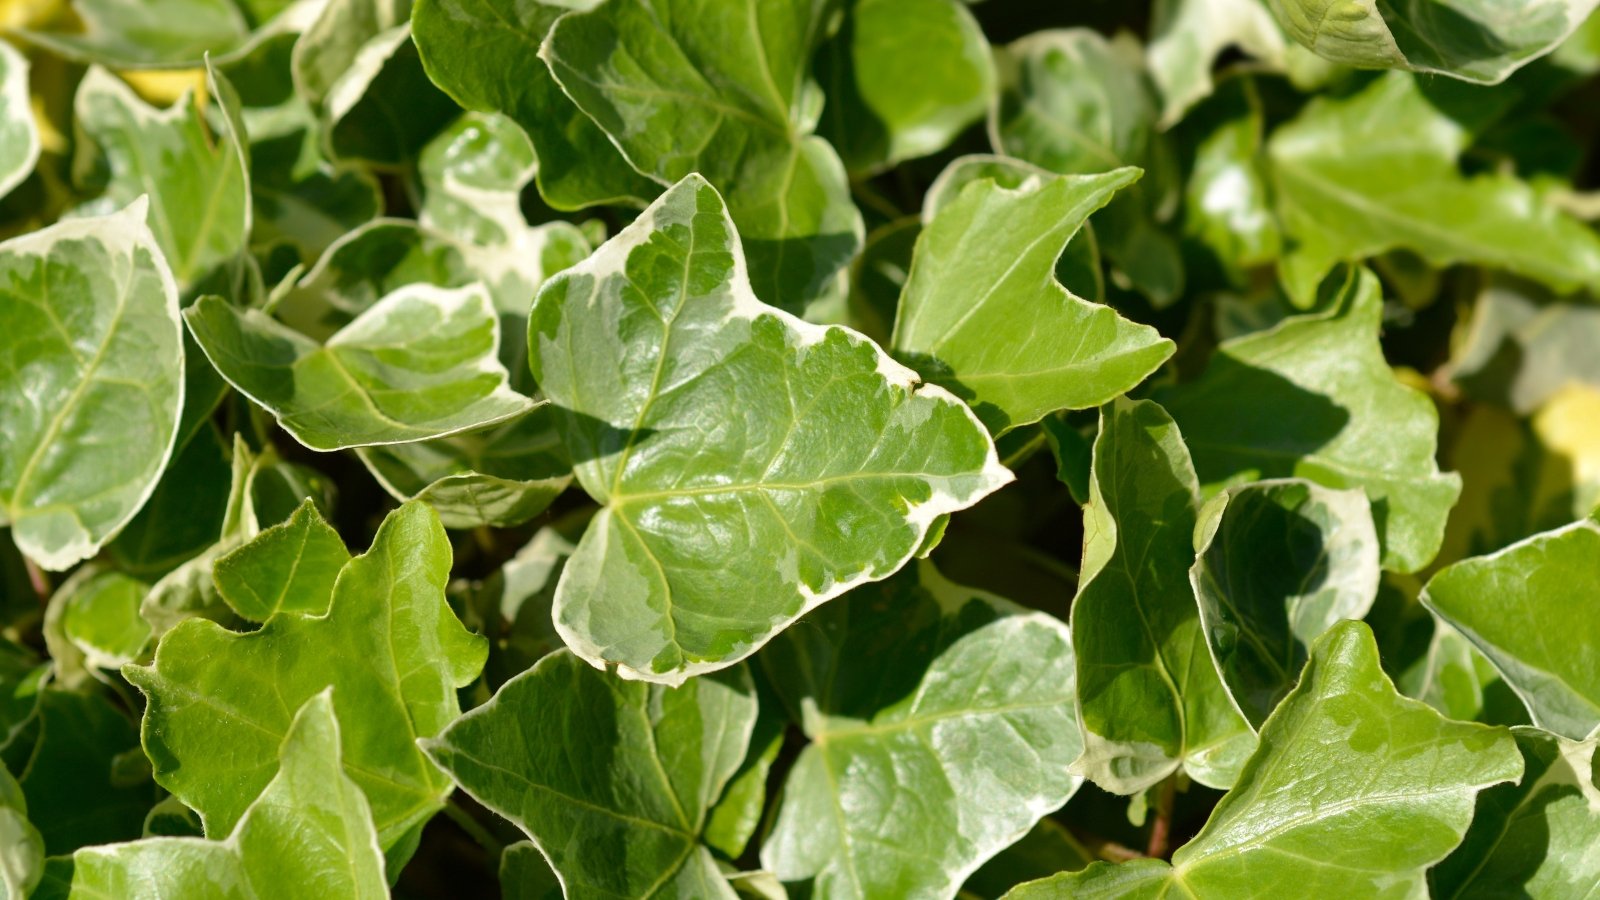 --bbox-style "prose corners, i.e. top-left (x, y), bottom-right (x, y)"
top-left (1449, 276), bottom-right (1600, 415)
top-left (817, 0), bottom-right (994, 174)
top-left (962, 819), bottom-right (1094, 899)
top-left (70, 691), bottom-right (387, 899)
top-left (760, 562), bottom-right (1083, 899)
top-left (1421, 518), bottom-right (1600, 740)
top-left (18, 0), bottom-right (256, 68)
top-left (990, 30), bottom-right (1153, 177)
top-left (1007, 621), bottom-right (1524, 899)
top-left (500, 841), bottom-right (562, 900)
top-left (1158, 266), bottom-right (1462, 573)
top-left (416, 111), bottom-right (537, 248)
top-left (0, 763), bottom-right (42, 900)
top-left (236, 33), bottom-right (384, 263)
top-left (1178, 77), bottom-right (1281, 281)
top-left (0, 199), bottom-right (183, 571)
top-left (186, 283), bottom-right (532, 451)
top-left (323, 26), bottom-right (460, 166)
top-left (290, 0), bottom-right (409, 108)
top-left (412, 0), bottom-right (660, 211)
top-left (127, 501), bottom-right (487, 855)
top-left (542, 0), bottom-right (865, 315)
top-left (73, 64), bottom-right (251, 290)
top-left (892, 159), bottom-right (1173, 434)
top-left (357, 405), bottom-right (572, 530)
top-left (1147, 0), bottom-right (1285, 126)
top-left (0, 42), bottom-right (39, 202)
top-left (13, 687), bottom-right (151, 856)
top-left (1267, 0), bottom-right (1600, 83)
top-left (1267, 72), bottom-right (1600, 302)
top-left (530, 174), bottom-right (1010, 684)
top-left (1071, 398), bottom-right (1255, 794)
top-left (42, 567), bottom-right (152, 687)
top-left (458, 525), bottom-right (573, 692)
top-left (138, 434), bottom-right (268, 636)
top-left (106, 423), bottom-right (232, 579)
top-left (1190, 478), bottom-right (1380, 728)
top-left (1401, 619), bottom-right (1531, 726)
top-left (1431, 727), bottom-right (1600, 898)
top-left (213, 497), bottom-right (351, 622)
top-left (426, 650), bottom-right (758, 900)
top-left (987, 29), bottom-right (1184, 306)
